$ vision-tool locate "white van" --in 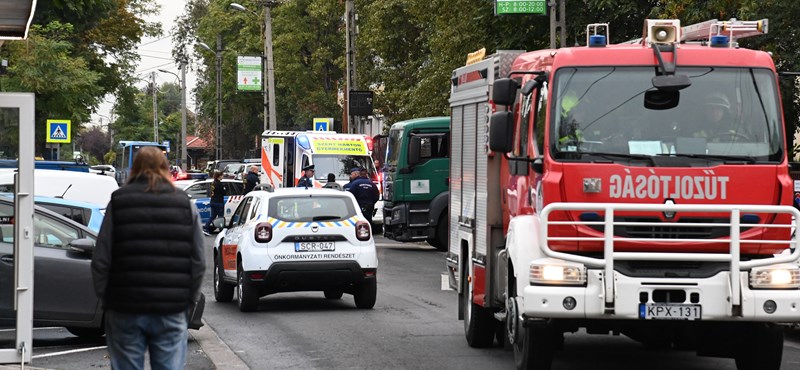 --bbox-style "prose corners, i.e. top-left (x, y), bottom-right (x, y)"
top-left (0, 169), bottom-right (119, 206)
